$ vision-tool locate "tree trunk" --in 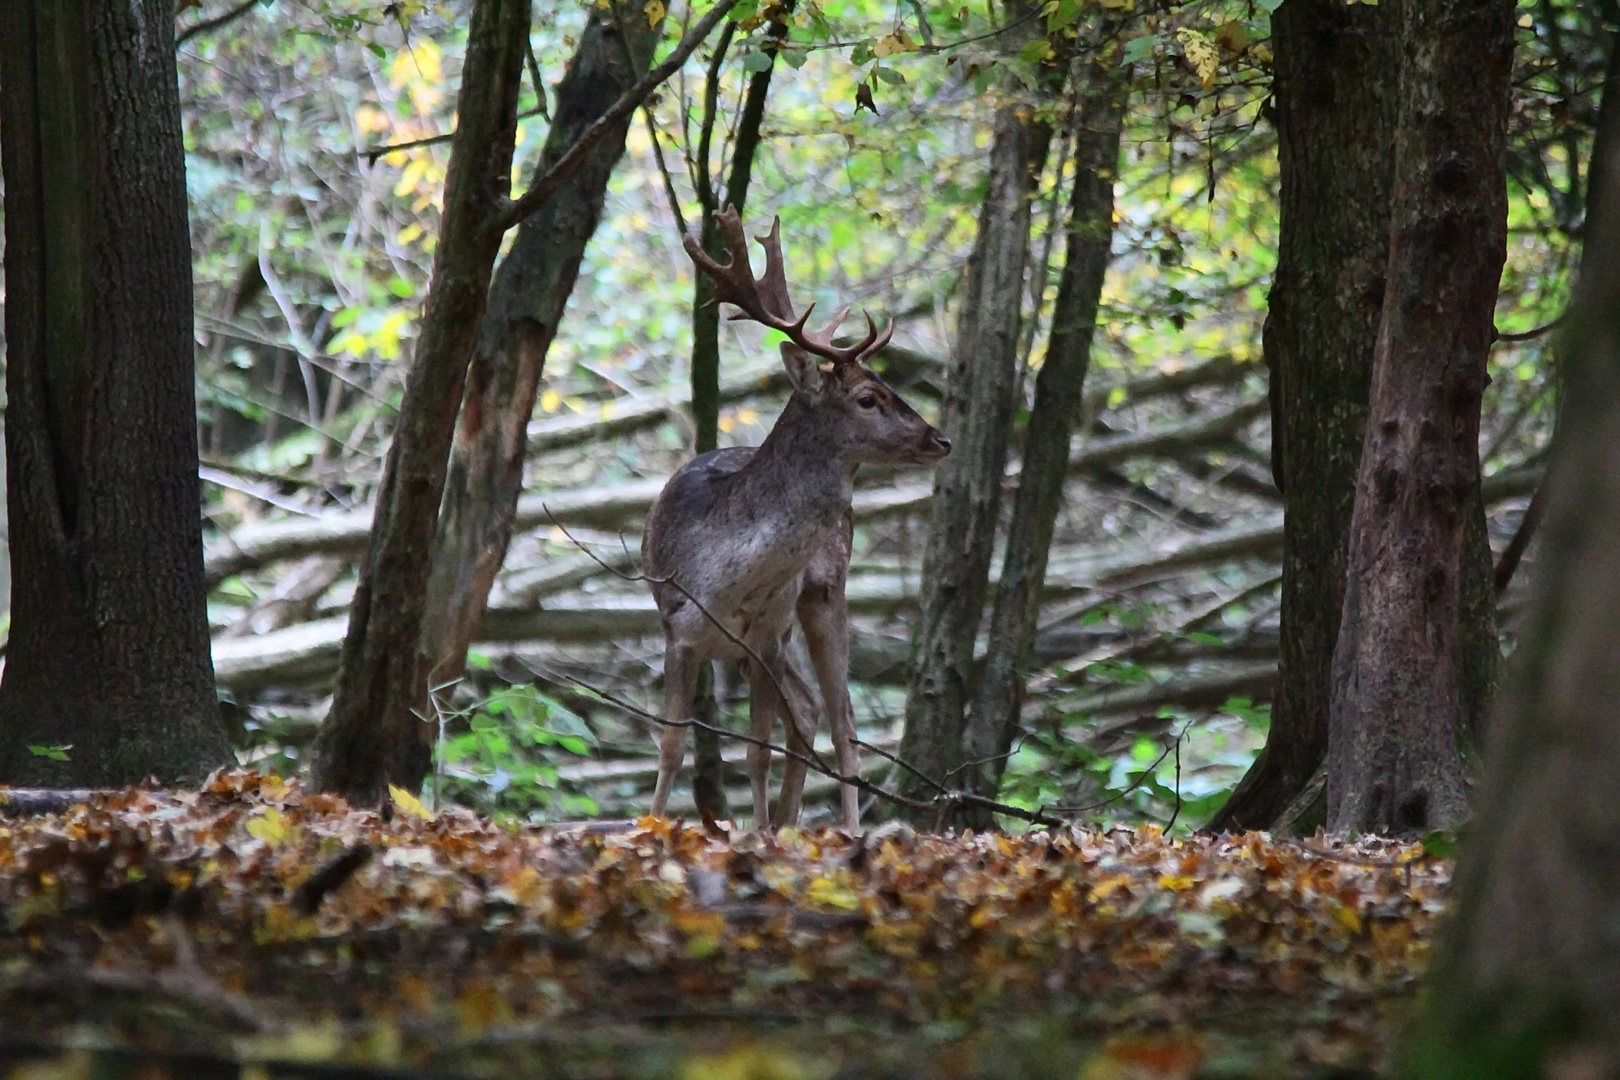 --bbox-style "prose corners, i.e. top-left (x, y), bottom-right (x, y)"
top-left (1405, 37), bottom-right (1620, 1076)
top-left (1206, 0), bottom-right (1397, 832)
top-left (420, 1), bottom-right (659, 702)
top-left (685, 14), bottom-right (788, 825)
top-left (1325, 0), bottom-right (1514, 835)
top-left (897, 1), bottom-right (1053, 823)
top-left (0, 0), bottom-right (231, 784)
top-left (960, 59), bottom-right (1126, 826)
top-left (310, 0), bottom-right (532, 806)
